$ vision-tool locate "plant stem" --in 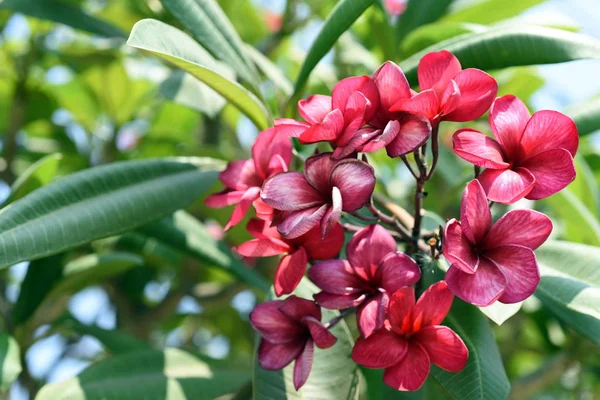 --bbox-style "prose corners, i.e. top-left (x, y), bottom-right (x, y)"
top-left (400, 155), bottom-right (419, 179)
top-left (325, 308), bottom-right (355, 330)
top-left (426, 124), bottom-right (440, 180)
top-left (367, 202), bottom-right (412, 240)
